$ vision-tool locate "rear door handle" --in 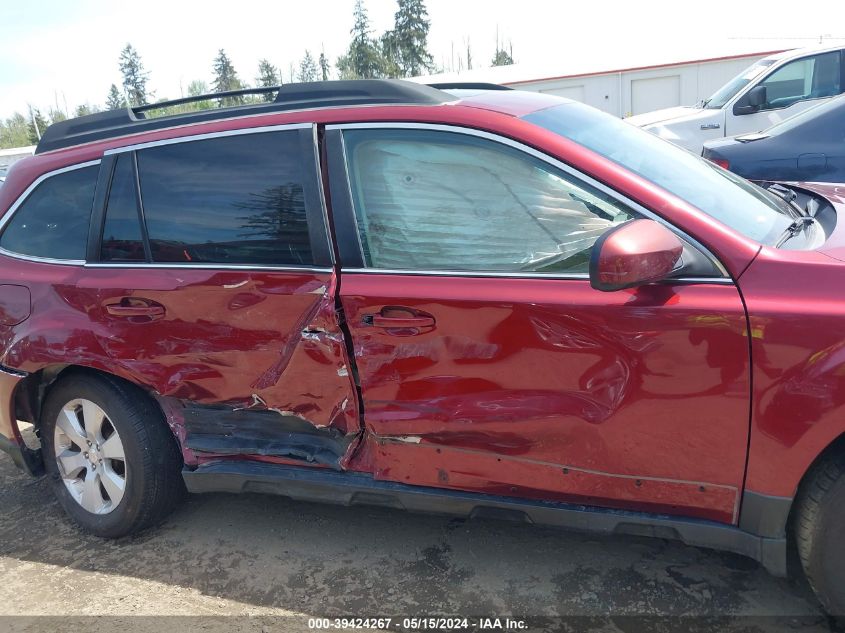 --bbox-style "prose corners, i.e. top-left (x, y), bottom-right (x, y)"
top-left (371, 314), bottom-right (435, 328)
top-left (364, 306), bottom-right (435, 329)
top-left (104, 298), bottom-right (166, 319)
